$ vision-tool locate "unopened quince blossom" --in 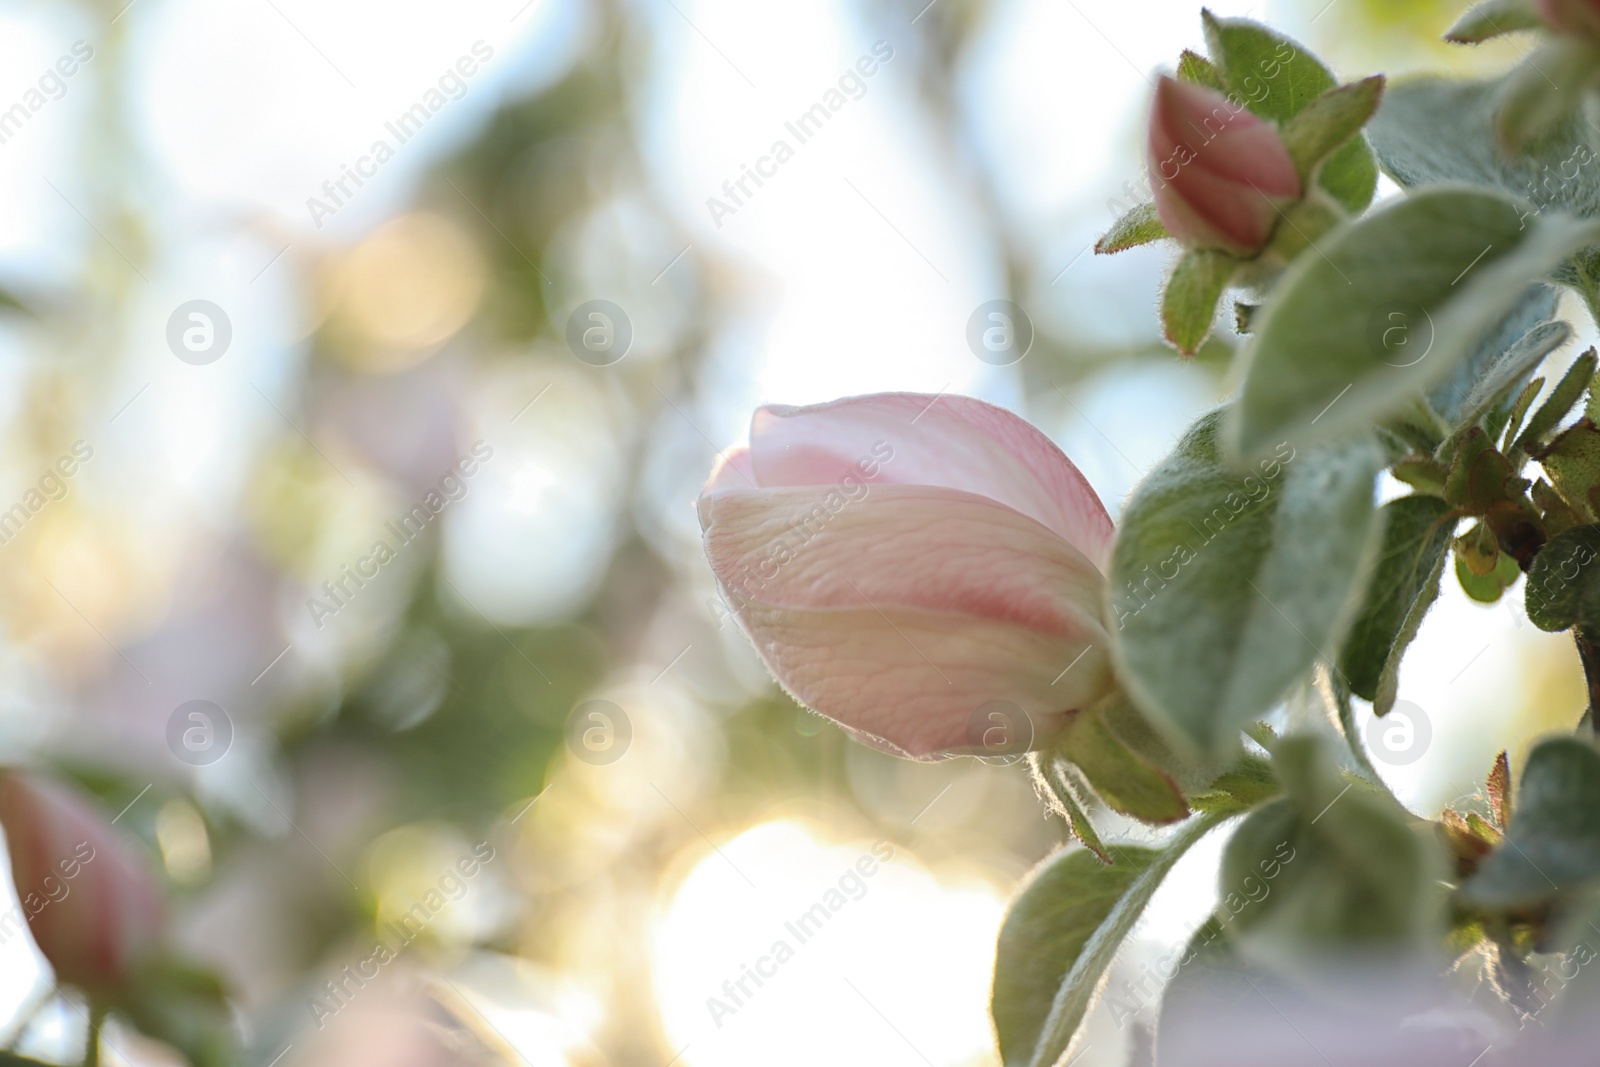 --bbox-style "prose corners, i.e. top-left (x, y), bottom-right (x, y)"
top-left (698, 392), bottom-right (1116, 759)
top-left (0, 770), bottom-right (163, 993)
top-left (1148, 75), bottom-right (1302, 255)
